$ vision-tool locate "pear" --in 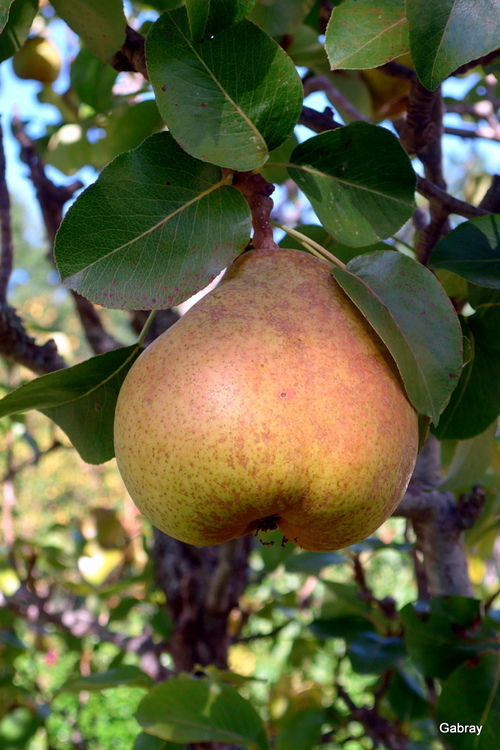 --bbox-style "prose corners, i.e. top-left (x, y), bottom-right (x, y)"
top-left (13, 36), bottom-right (61, 84)
top-left (114, 248), bottom-right (418, 551)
